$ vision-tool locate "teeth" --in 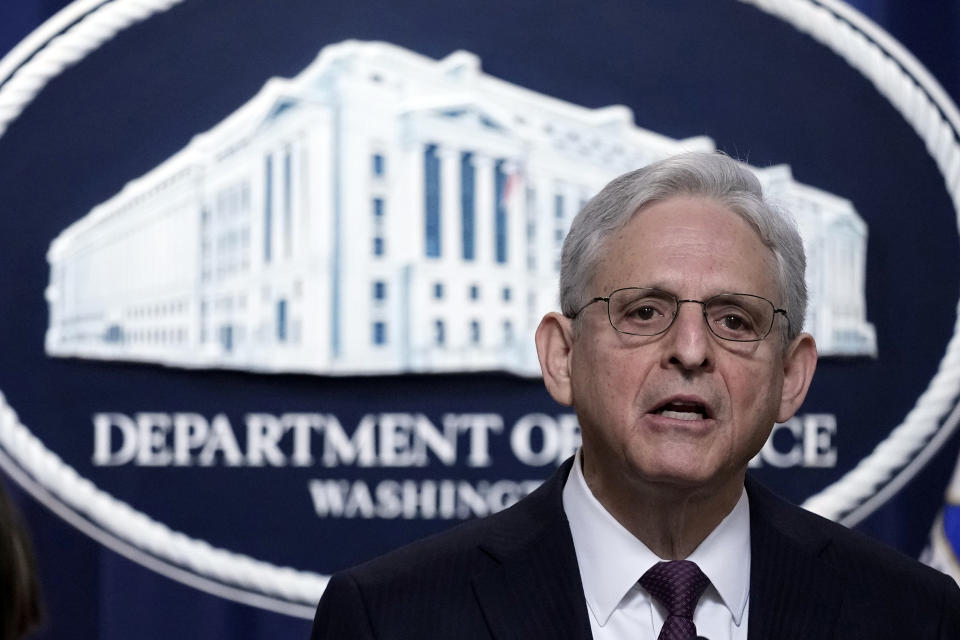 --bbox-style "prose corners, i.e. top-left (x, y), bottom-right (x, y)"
top-left (660, 410), bottom-right (702, 421)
